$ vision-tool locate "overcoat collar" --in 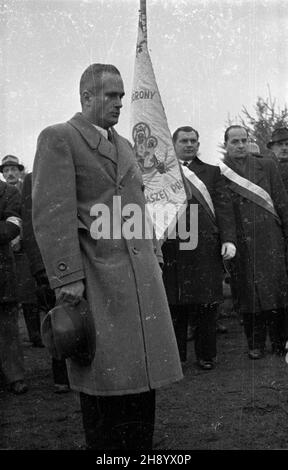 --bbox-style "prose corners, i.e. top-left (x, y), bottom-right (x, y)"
top-left (0, 180), bottom-right (7, 197)
top-left (225, 153), bottom-right (266, 186)
top-left (68, 113), bottom-right (117, 165)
